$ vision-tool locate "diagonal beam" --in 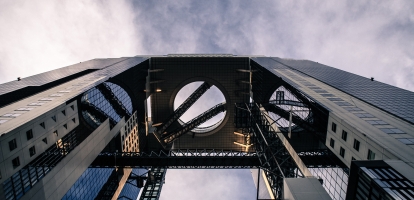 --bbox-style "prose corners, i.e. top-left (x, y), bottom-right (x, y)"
top-left (156, 82), bottom-right (211, 135)
top-left (96, 83), bottom-right (131, 119)
top-left (263, 103), bottom-right (316, 133)
top-left (82, 102), bottom-right (117, 126)
top-left (269, 99), bottom-right (308, 108)
top-left (160, 102), bottom-right (226, 145)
